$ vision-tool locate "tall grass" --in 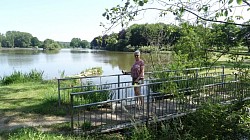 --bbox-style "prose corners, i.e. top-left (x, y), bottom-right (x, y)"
top-left (0, 69), bottom-right (44, 85)
top-left (129, 100), bottom-right (250, 140)
top-left (2, 90), bottom-right (249, 139)
top-left (7, 128), bottom-right (83, 140)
